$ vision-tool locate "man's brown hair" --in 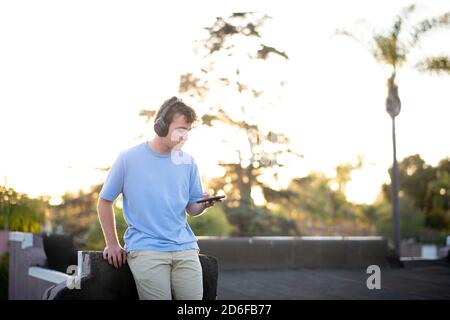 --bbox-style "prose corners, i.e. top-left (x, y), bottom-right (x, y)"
top-left (155, 96), bottom-right (198, 125)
